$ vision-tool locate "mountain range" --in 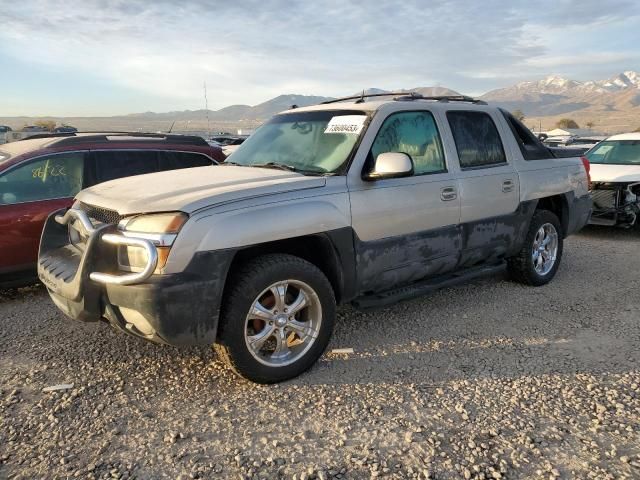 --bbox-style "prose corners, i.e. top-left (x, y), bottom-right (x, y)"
top-left (123, 72), bottom-right (640, 130)
top-left (123, 87), bottom-right (462, 123)
top-left (480, 71), bottom-right (640, 117)
top-left (1, 72), bottom-right (639, 133)
top-left (159, 72), bottom-right (639, 120)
